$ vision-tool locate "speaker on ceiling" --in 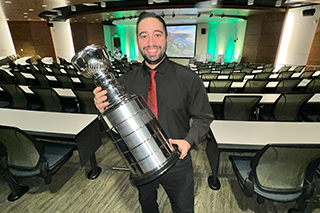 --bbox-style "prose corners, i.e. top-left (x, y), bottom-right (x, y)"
top-left (201, 28), bottom-right (206, 35)
top-left (303, 8), bottom-right (316, 17)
